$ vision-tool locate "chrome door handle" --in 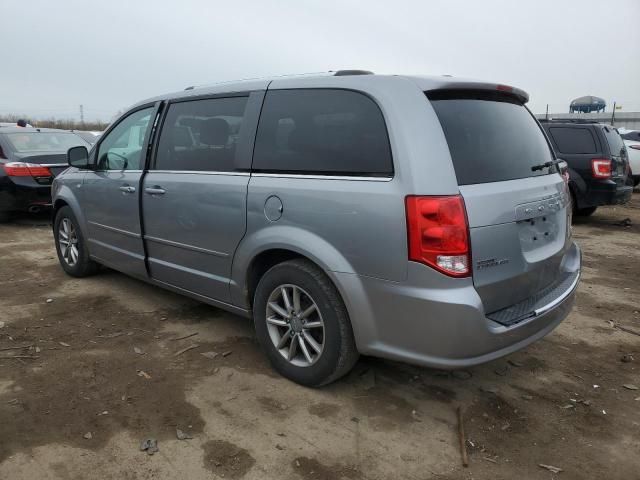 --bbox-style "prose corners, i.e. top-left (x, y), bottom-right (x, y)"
top-left (144, 187), bottom-right (166, 195)
top-left (119, 185), bottom-right (136, 193)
